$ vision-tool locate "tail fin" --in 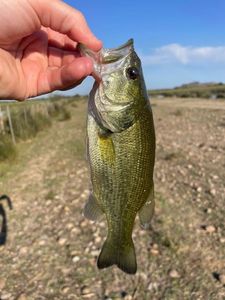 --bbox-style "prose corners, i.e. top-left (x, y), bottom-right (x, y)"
top-left (97, 237), bottom-right (137, 274)
top-left (97, 237), bottom-right (116, 269)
